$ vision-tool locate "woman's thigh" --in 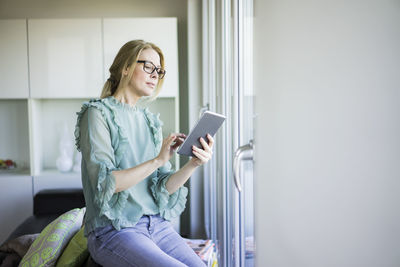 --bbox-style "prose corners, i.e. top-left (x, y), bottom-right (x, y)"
top-left (87, 225), bottom-right (187, 267)
top-left (153, 219), bottom-right (206, 267)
